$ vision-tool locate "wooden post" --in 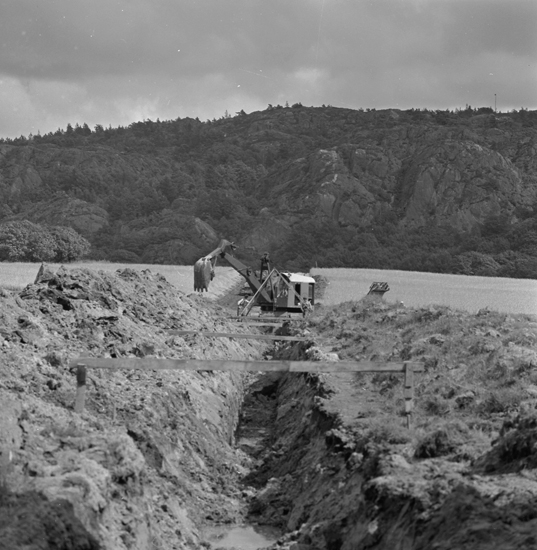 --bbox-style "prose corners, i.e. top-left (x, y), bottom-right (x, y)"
top-left (74, 364), bottom-right (87, 413)
top-left (404, 363), bottom-right (414, 429)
